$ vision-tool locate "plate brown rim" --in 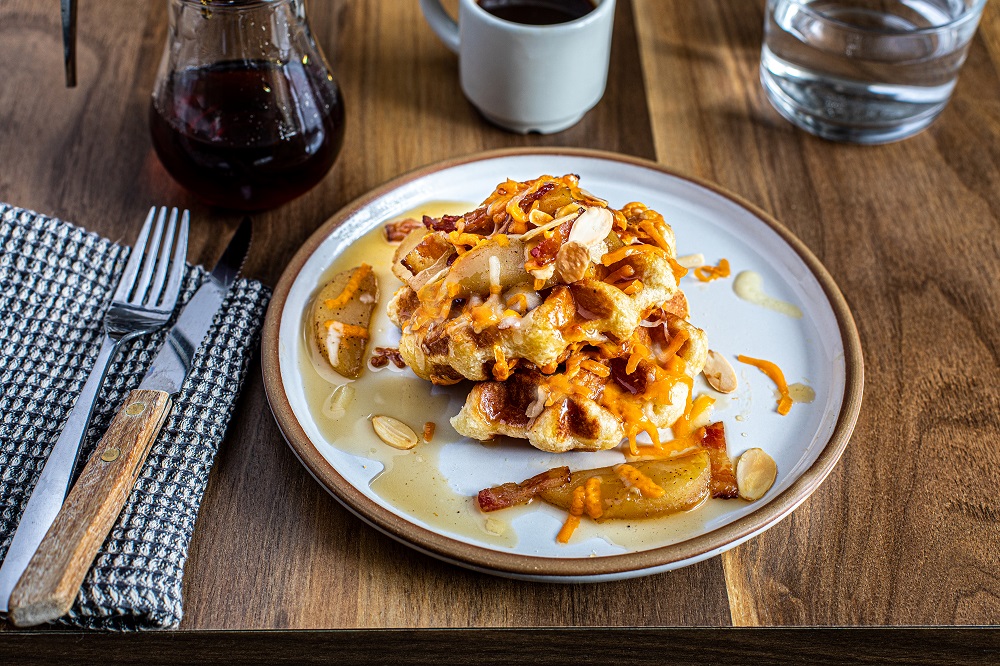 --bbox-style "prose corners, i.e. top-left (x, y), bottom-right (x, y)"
top-left (261, 147), bottom-right (865, 579)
